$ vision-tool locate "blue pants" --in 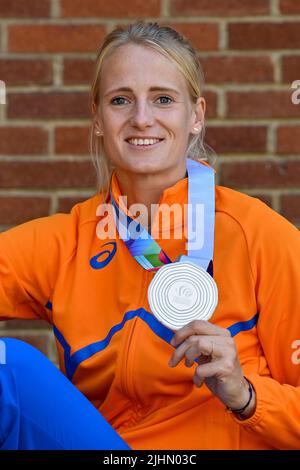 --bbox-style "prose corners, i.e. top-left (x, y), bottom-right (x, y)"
top-left (0, 338), bottom-right (131, 450)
